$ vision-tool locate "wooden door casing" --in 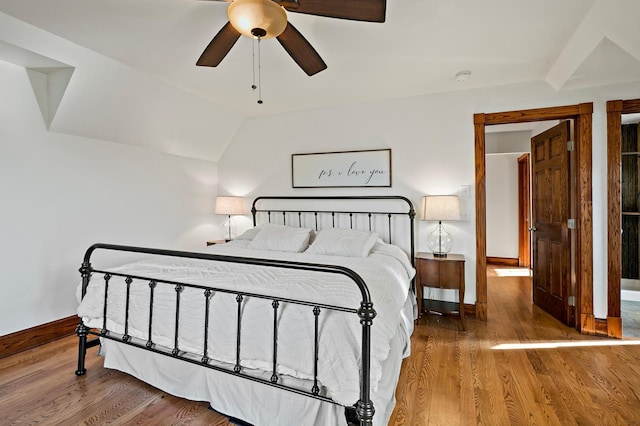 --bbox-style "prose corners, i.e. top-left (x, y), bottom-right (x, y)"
top-left (607, 99), bottom-right (640, 338)
top-left (474, 103), bottom-right (593, 334)
top-left (531, 121), bottom-right (572, 325)
top-left (518, 154), bottom-right (531, 268)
